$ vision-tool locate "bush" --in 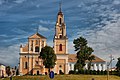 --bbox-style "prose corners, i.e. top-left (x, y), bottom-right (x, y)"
top-left (69, 70), bottom-right (75, 74)
top-left (97, 70), bottom-right (100, 75)
top-left (104, 70), bottom-right (107, 75)
top-left (100, 70), bottom-right (104, 75)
